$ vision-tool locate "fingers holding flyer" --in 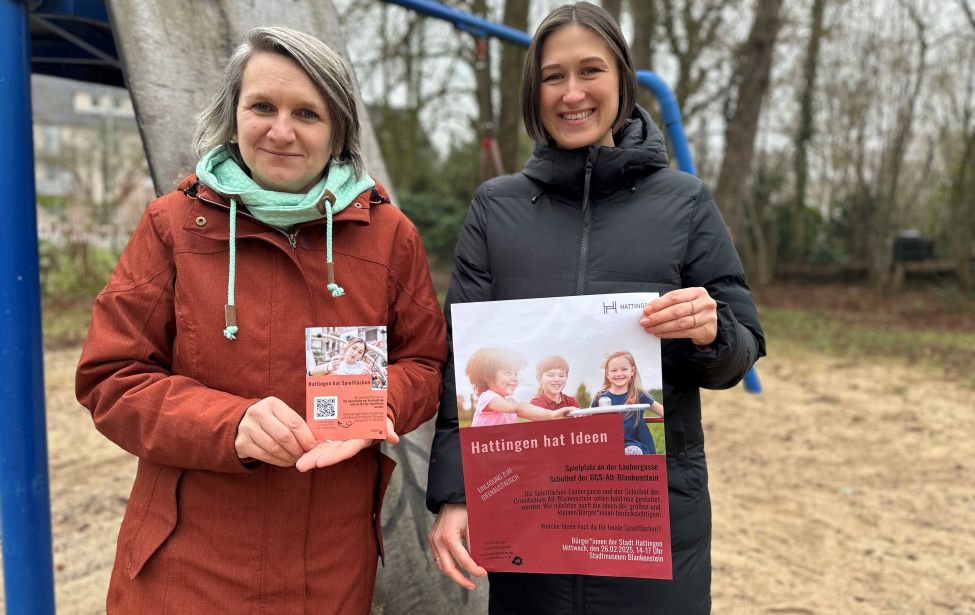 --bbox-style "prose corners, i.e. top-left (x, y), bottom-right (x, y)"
top-left (295, 417), bottom-right (399, 472)
top-left (235, 396), bottom-right (317, 466)
top-left (428, 503), bottom-right (488, 589)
